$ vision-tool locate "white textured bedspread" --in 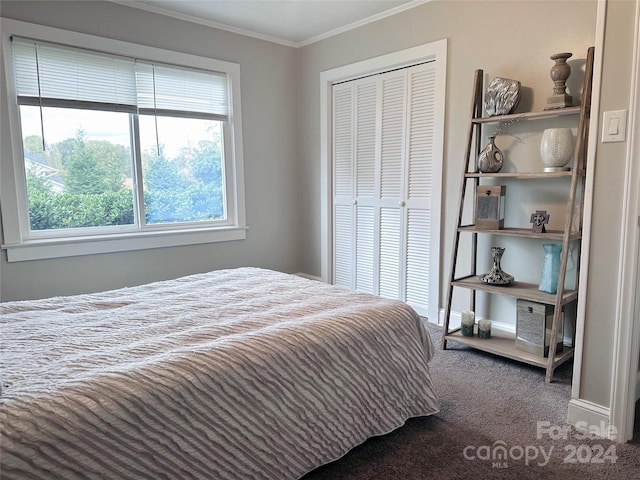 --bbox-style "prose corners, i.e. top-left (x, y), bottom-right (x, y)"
top-left (1, 267), bottom-right (439, 479)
